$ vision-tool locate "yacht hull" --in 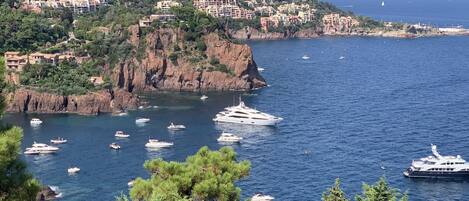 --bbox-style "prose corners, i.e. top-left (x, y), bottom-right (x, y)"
top-left (404, 169), bottom-right (469, 178)
top-left (213, 117), bottom-right (282, 126)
